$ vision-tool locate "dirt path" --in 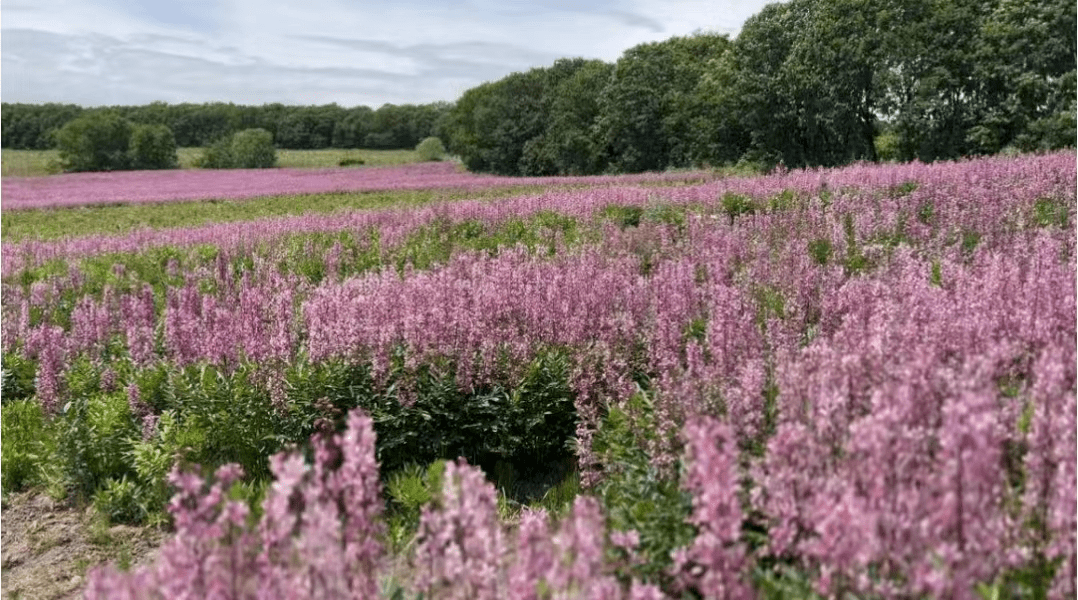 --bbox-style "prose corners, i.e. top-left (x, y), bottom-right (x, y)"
top-left (1, 492), bottom-right (166, 600)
